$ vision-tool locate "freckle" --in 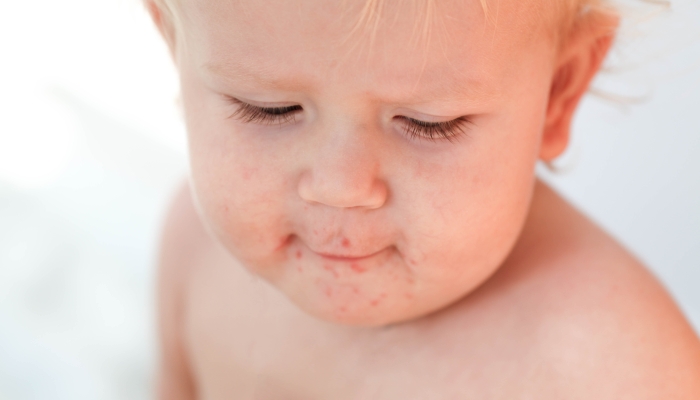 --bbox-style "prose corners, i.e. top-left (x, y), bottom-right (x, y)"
top-left (341, 238), bottom-right (350, 248)
top-left (295, 250), bottom-right (302, 259)
top-left (350, 263), bottom-right (366, 273)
